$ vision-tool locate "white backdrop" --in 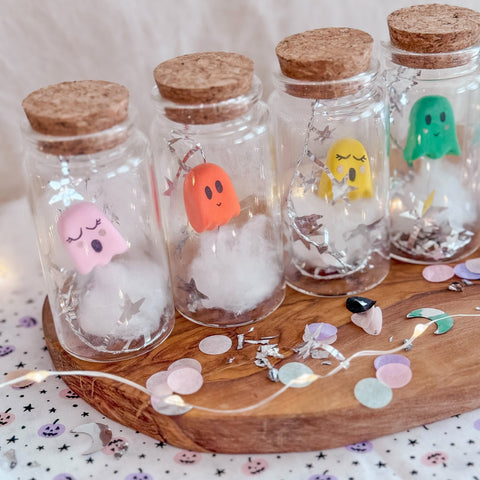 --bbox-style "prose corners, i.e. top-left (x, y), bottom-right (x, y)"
top-left (1, 0), bottom-right (479, 201)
